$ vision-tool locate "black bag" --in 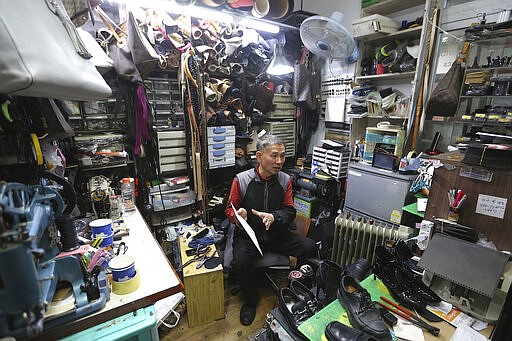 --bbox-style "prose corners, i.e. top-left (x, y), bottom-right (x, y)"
top-left (425, 61), bottom-right (463, 117)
